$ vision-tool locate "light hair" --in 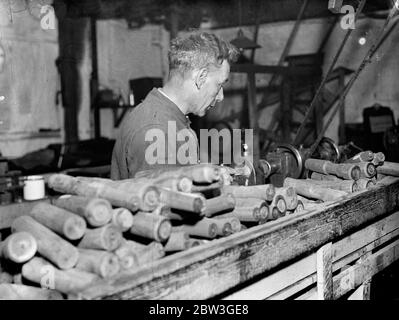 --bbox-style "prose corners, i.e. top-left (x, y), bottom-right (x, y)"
top-left (168, 31), bottom-right (239, 78)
